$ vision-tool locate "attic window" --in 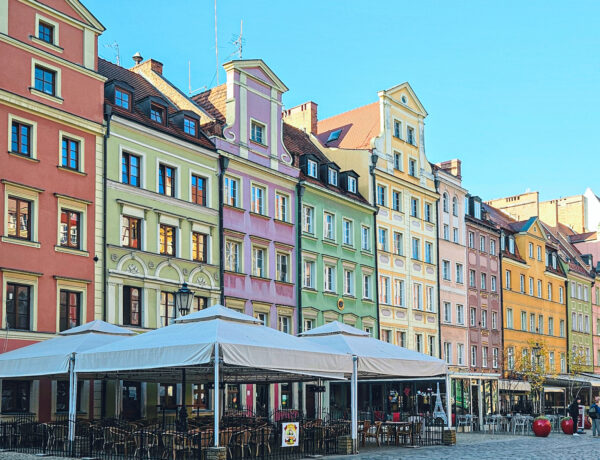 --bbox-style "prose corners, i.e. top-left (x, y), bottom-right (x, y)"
top-left (184, 116), bottom-right (197, 136)
top-left (328, 168), bottom-right (338, 186)
top-left (508, 237), bottom-right (515, 254)
top-left (347, 176), bottom-right (357, 193)
top-left (401, 95), bottom-right (408, 104)
top-left (307, 159), bottom-right (317, 178)
top-left (150, 104), bottom-right (165, 124)
top-left (474, 201), bottom-right (481, 219)
top-left (115, 88), bottom-right (130, 110)
top-left (327, 129), bottom-right (341, 143)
